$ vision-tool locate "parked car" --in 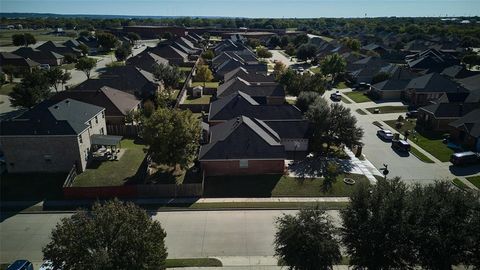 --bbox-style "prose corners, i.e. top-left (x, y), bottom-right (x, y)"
top-left (330, 92), bottom-right (341, 101)
top-left (406, 110), bottom-right (419, 118)
top-left (357, 82), bottom-right (371, 90)
top-left (39, 64), bottom-right (50, 70)
top-left (6, 260), bottom-right (33, 270)
top-left (450, 151), bottom-right (480, 166)
top-left (377, 129), bottom-right (394, 141)
top-left (392, 139), bottom-right (411, 152)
